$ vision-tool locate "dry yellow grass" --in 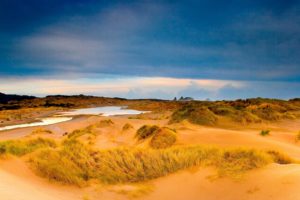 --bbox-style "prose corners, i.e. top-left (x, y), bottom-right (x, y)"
top-left (29, 139), bottom-right (293, 185)
top-left (149, 128), bottom-right (177, 149)
top-left (0, 136), bottom-right (294, 186)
